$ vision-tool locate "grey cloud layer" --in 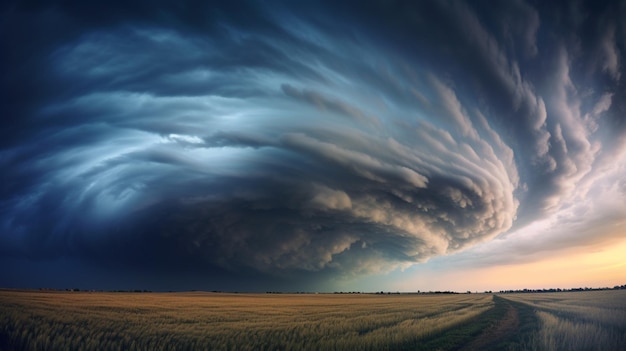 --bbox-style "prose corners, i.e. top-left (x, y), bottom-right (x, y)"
top-left (1, 0), bottom-right (625, 289)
